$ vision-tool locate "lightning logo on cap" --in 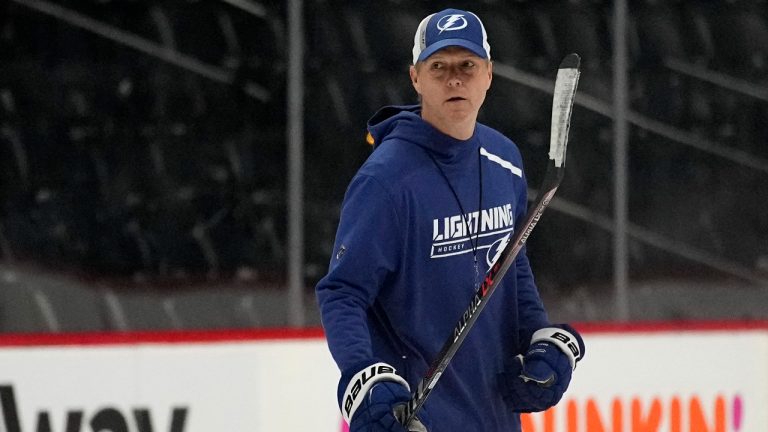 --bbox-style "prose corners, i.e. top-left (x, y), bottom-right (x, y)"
top-left (437, 14), bottom-right (468, 33)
